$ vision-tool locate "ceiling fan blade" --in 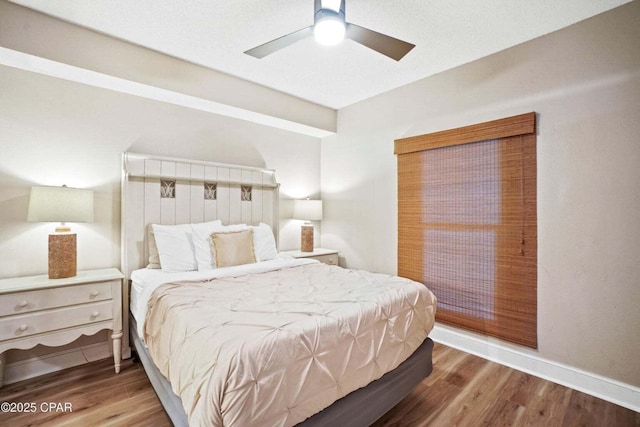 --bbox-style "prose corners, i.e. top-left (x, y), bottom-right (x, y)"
top-left (244, 26), bottom-right (314, 59)
top-left (346, 23), bottom-right (415, 61)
